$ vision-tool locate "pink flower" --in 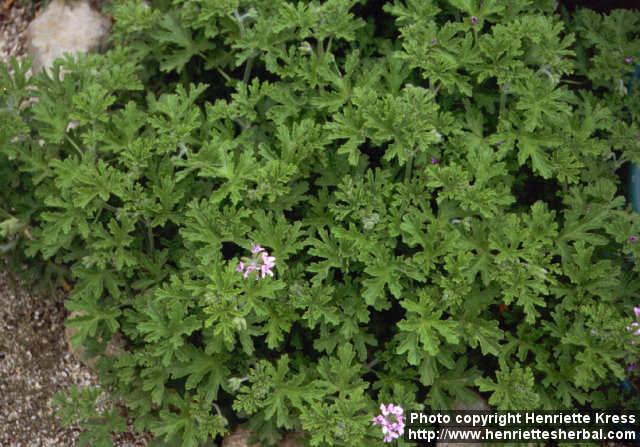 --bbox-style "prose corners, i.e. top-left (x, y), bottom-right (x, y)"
top-left (236, 243), bottom-right (276, 280)
top-left (629, 235), bottom-right (638, 244)
top-left (625, 56), bottom-right (634, 65)
top-left (627, 321), bottom-right (640, 336)
top-left (372, 403), bottom-right (405, 443)
top-left (470, 16), bottom-right (479, 25)
top-left (628, 307), bottom-right (640, 343)
top-left (260, 252), bottom-right (276, 278)
top-left (242, 261), bottom-right (258, 279)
